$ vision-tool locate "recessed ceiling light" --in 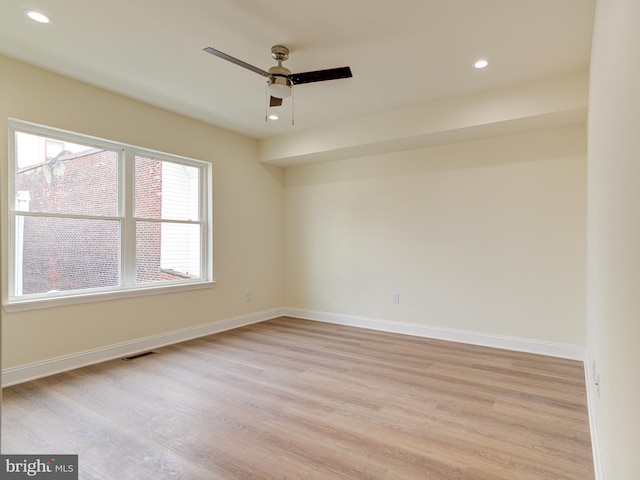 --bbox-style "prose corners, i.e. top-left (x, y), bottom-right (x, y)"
top-left (24, 10), bottom-right (51, 24)
top-left (474, 59), bottom-right (488, 69)
top-left (268, 114), bottom-right (279, 121)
